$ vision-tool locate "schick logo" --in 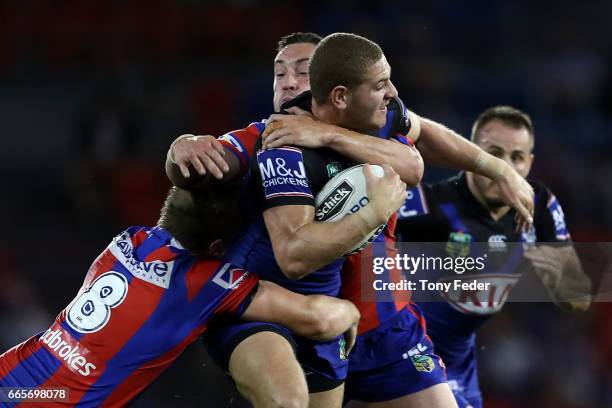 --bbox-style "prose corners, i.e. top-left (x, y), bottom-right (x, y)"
top-left (41, 328), bottom-right (97, 377)
top-left (315, 182), bottom-right (354, 221)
